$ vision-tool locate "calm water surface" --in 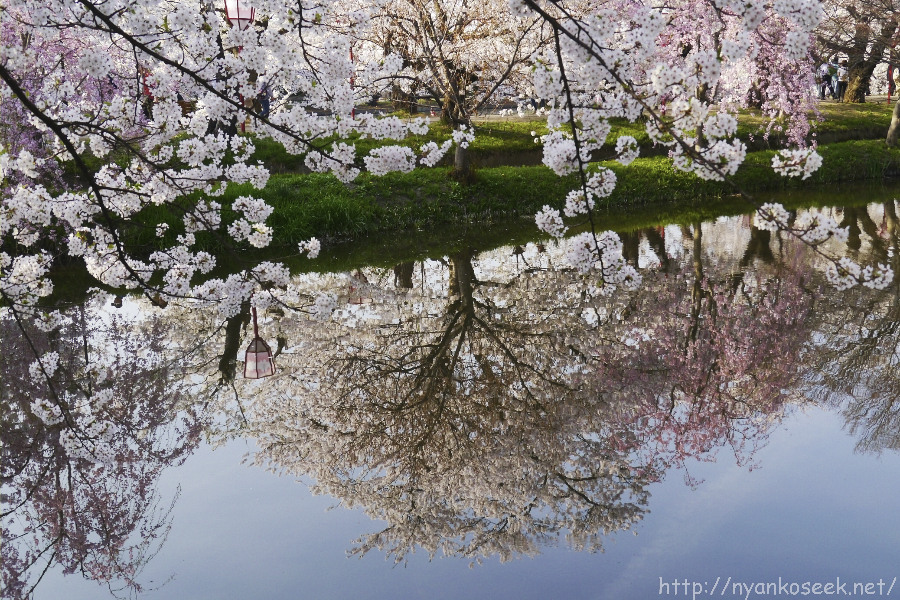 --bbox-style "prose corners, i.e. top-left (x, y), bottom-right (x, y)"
top-left (5, 187), bottom-right (900, 600)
